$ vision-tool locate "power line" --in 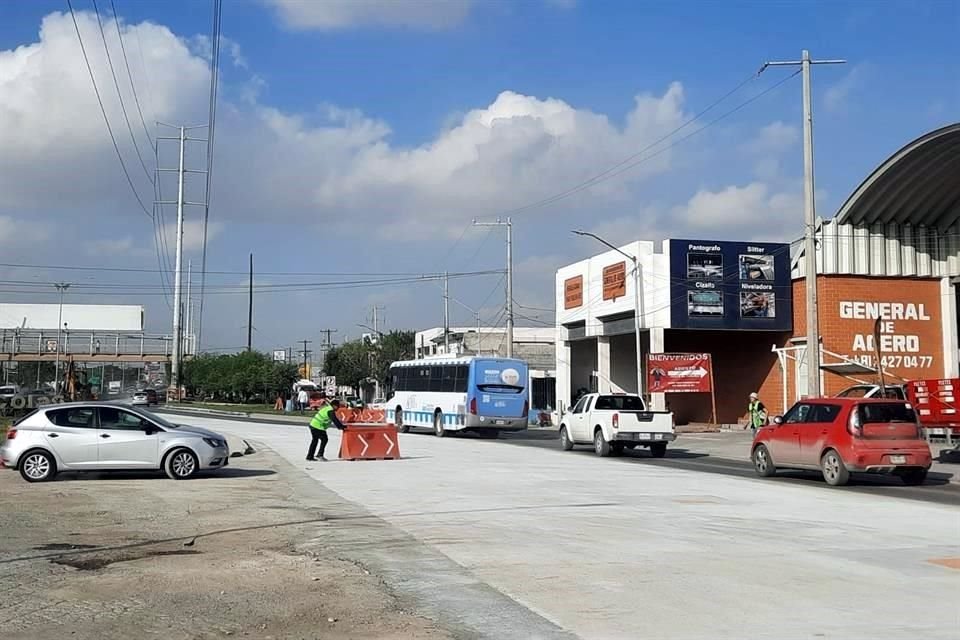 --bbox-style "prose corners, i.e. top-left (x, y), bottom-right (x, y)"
top-left (66, 0), bottom-right (153, 220)
top-left (109, 0), bottom-right (153, 147)
top-left (0, 261), bottom-right (511, 277)
top-left (198, 0), bottom-right (223, 349)
top-left (91, 0), bottom-right (155, 185)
